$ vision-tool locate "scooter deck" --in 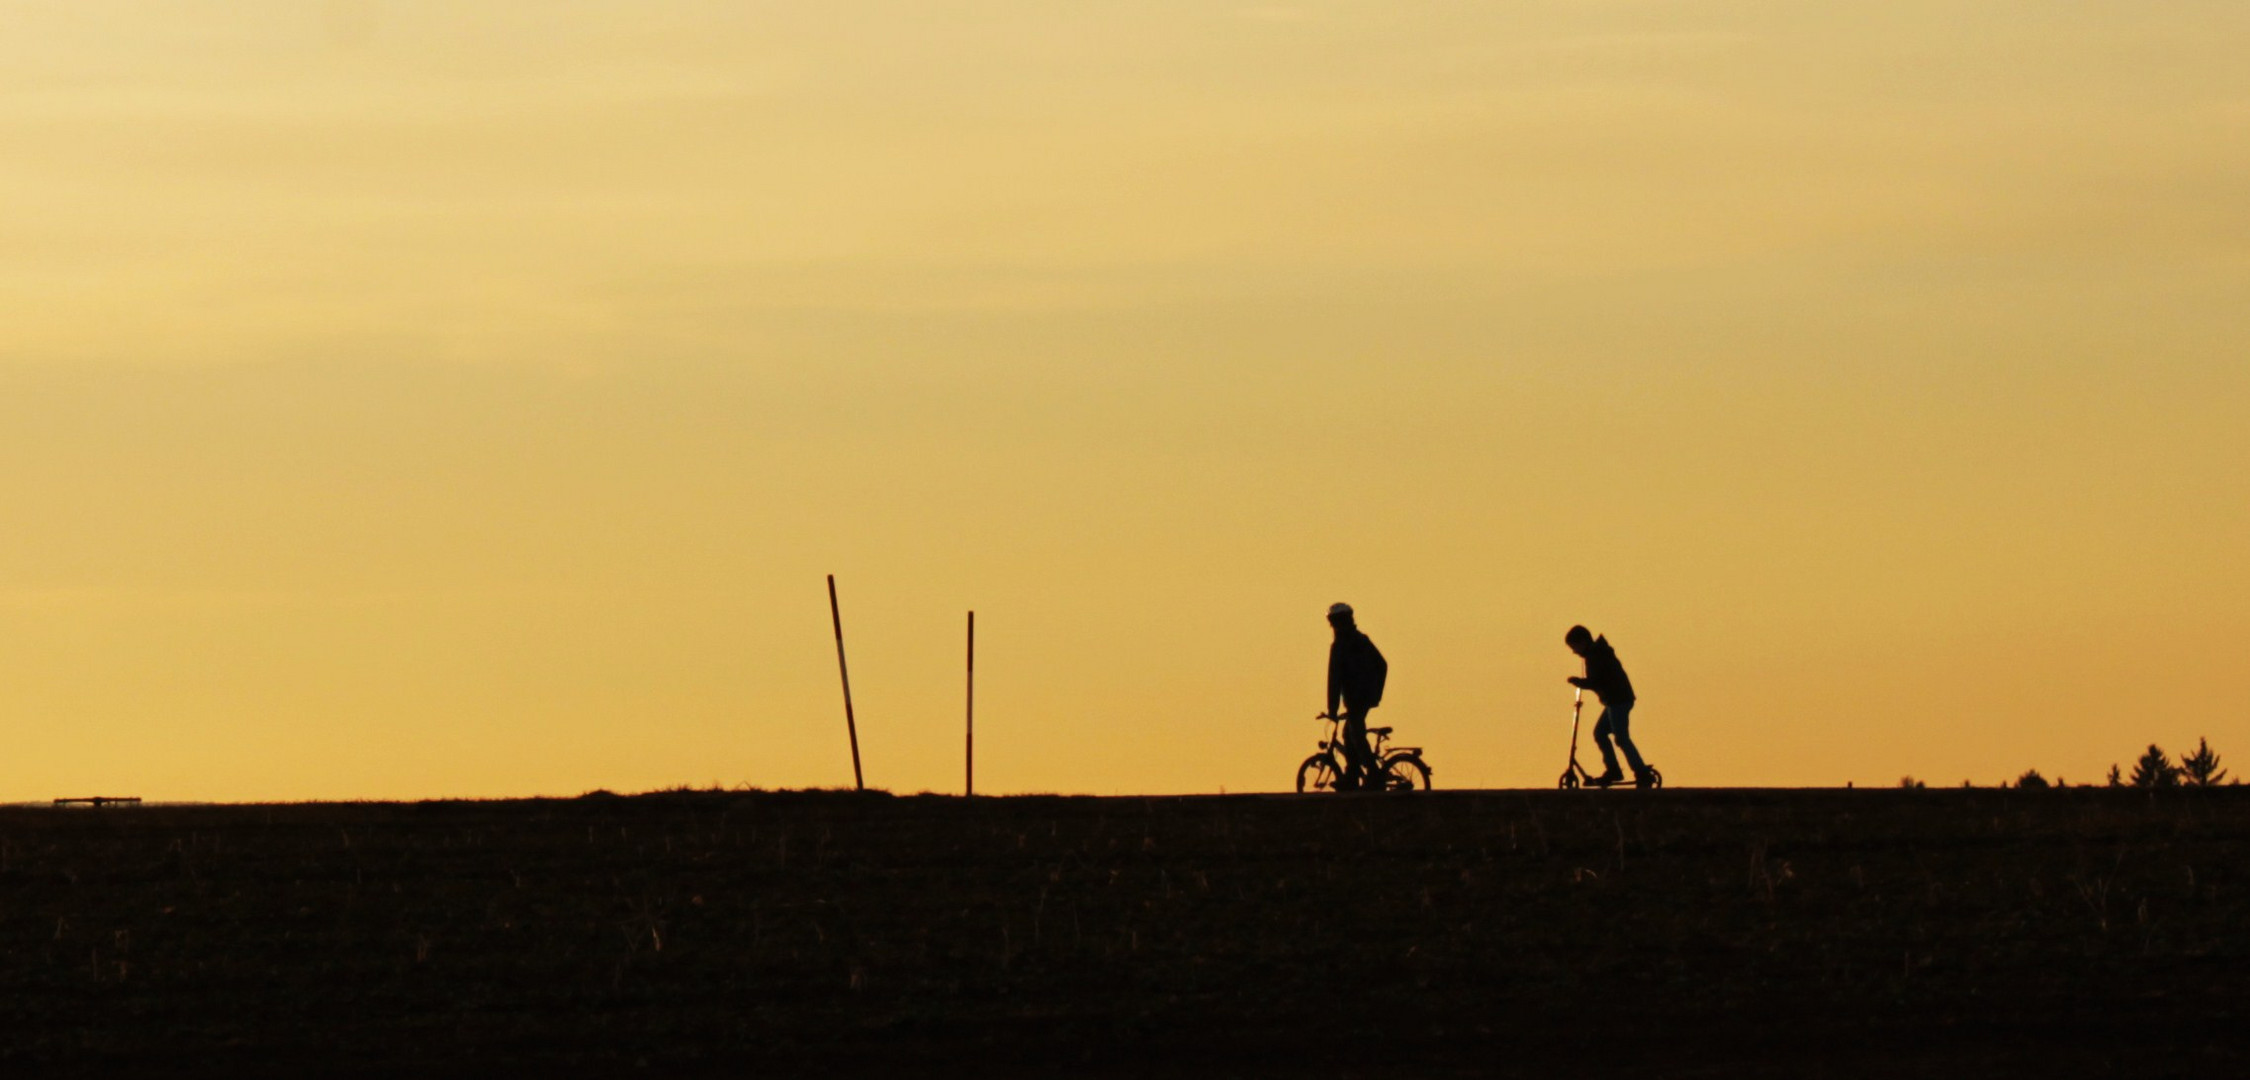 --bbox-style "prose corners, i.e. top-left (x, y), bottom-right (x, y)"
top-left (1559, 765), bottom-right (1664, 790)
